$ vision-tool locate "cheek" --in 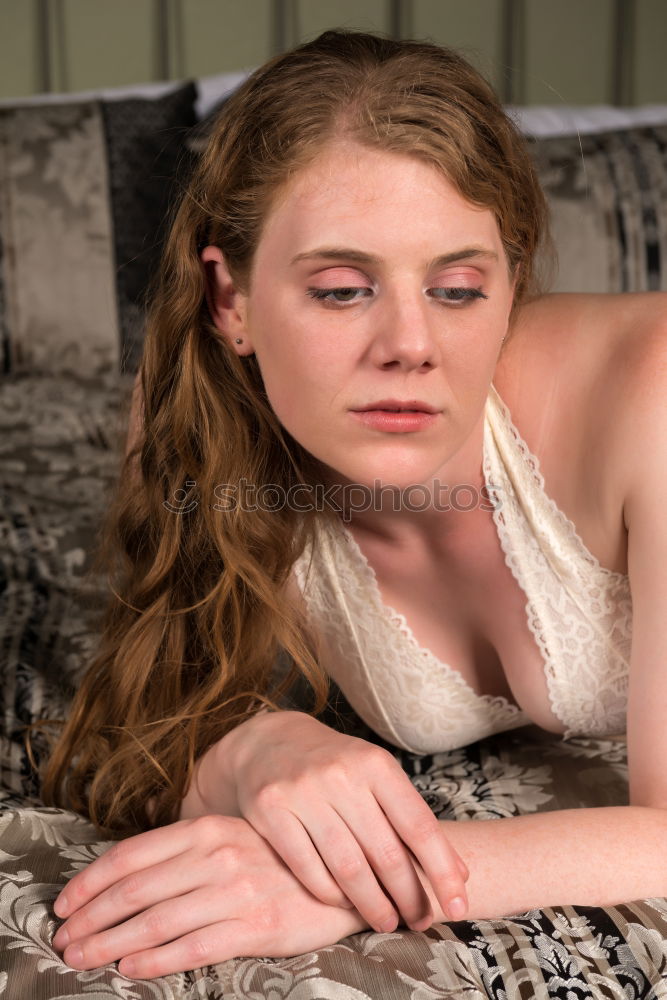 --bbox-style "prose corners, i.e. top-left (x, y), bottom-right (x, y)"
top-left (254, 306), bottom-right (341, 400)
top-left (253, 332), bottom-right (325, 432)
